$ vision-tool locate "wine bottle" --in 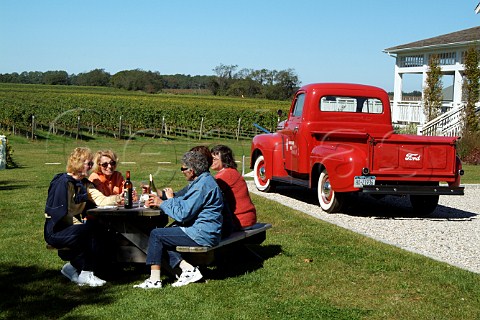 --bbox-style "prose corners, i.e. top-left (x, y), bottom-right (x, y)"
top-left (149, 174), bottom-right (158, 195)
top-left (124, 170), bottom-right (133, 209)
